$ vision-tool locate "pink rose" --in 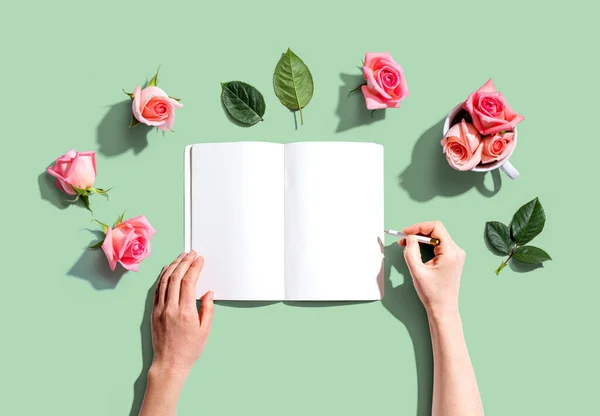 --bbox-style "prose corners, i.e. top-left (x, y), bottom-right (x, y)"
top-left (441, 120), bottom-right (483, 171)
top-left (101, 216), bottom-right (156, 272)
top-left (481, 131), bottom-right (515, 164)
top-left (463, 79), bottom-right (524, 135)
top-left (132, 86), bottom-right (183, 131)
top-left (46, 149), bottom-right (96, 195)
top-left (361, 52), bottom-right (409, 110)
